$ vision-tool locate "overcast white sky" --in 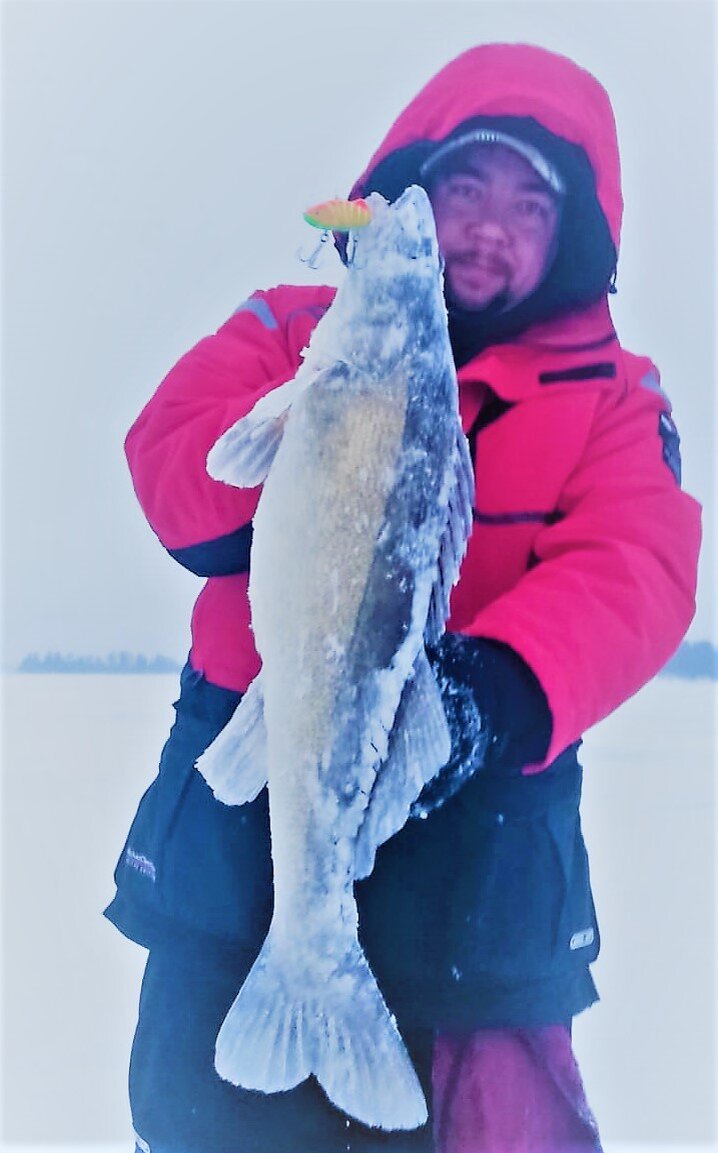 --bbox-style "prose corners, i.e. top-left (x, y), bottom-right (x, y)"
top-left (1, 0), bottom-right (715, 667)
